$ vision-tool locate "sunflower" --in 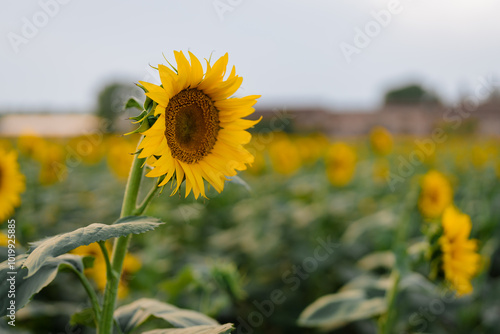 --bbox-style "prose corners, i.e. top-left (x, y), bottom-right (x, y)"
top-left (136, 51), bottom-right (260, 199)
top-left (106, 135), bottom-right (137, 180)
top-left (0, 148), bottom-right (26, 223)
top-left (325, 142), bottom-right (357, 187)
top-left (369, 126), bottom-right (393, 156)
top-left (418, 170), bottom-right (452, 219)
top-left (439, 206), bottom-right (481, 296)
top-left (268, 133), bottom-right (302, 176)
